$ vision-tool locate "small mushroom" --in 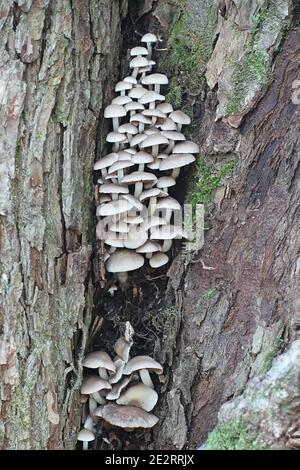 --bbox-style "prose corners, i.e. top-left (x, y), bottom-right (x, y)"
top-left (83, 351), bottom-right (116, 372)
top-left (114, 338), bottom-right (132, 363)
top-left (160, 153), bottom-right (196, 179)
top-left (81, 375), bottom-right (112, 395)
top-left (106, 249), bottom-right (145, 283)
top-left (130, 46), bottom-right (148, 56)
top-left (104, 104), bottom-right (126, 132)
top-left (115, 80), bottom-right (132, 96)
top-left (116, 383), bottom-right (158, 412)
top-left (106, 376), bottom-right (131, 401)
top-left (142, 73), bottom-right (168, 94)
top-left (121, 171), bottom-right (157, 198)
top-left (141, 32), bottom-right (158, 59)
top-left (77, 428), bottom-right (95, 450)
top-left (140, 133), bottom-right (169, 158)
top-left (169, 110), bottom-right (191, 131)
top-left (99, 403), bottom-right (159, 429)
top-left (112, 95), bottom-right (132, 105)
top-left (149, 252), bottom-right (169, 268)
top-left (123, 356), bottom-right (163, 376)
top-left (129, 56), bottom-right (149, 78)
